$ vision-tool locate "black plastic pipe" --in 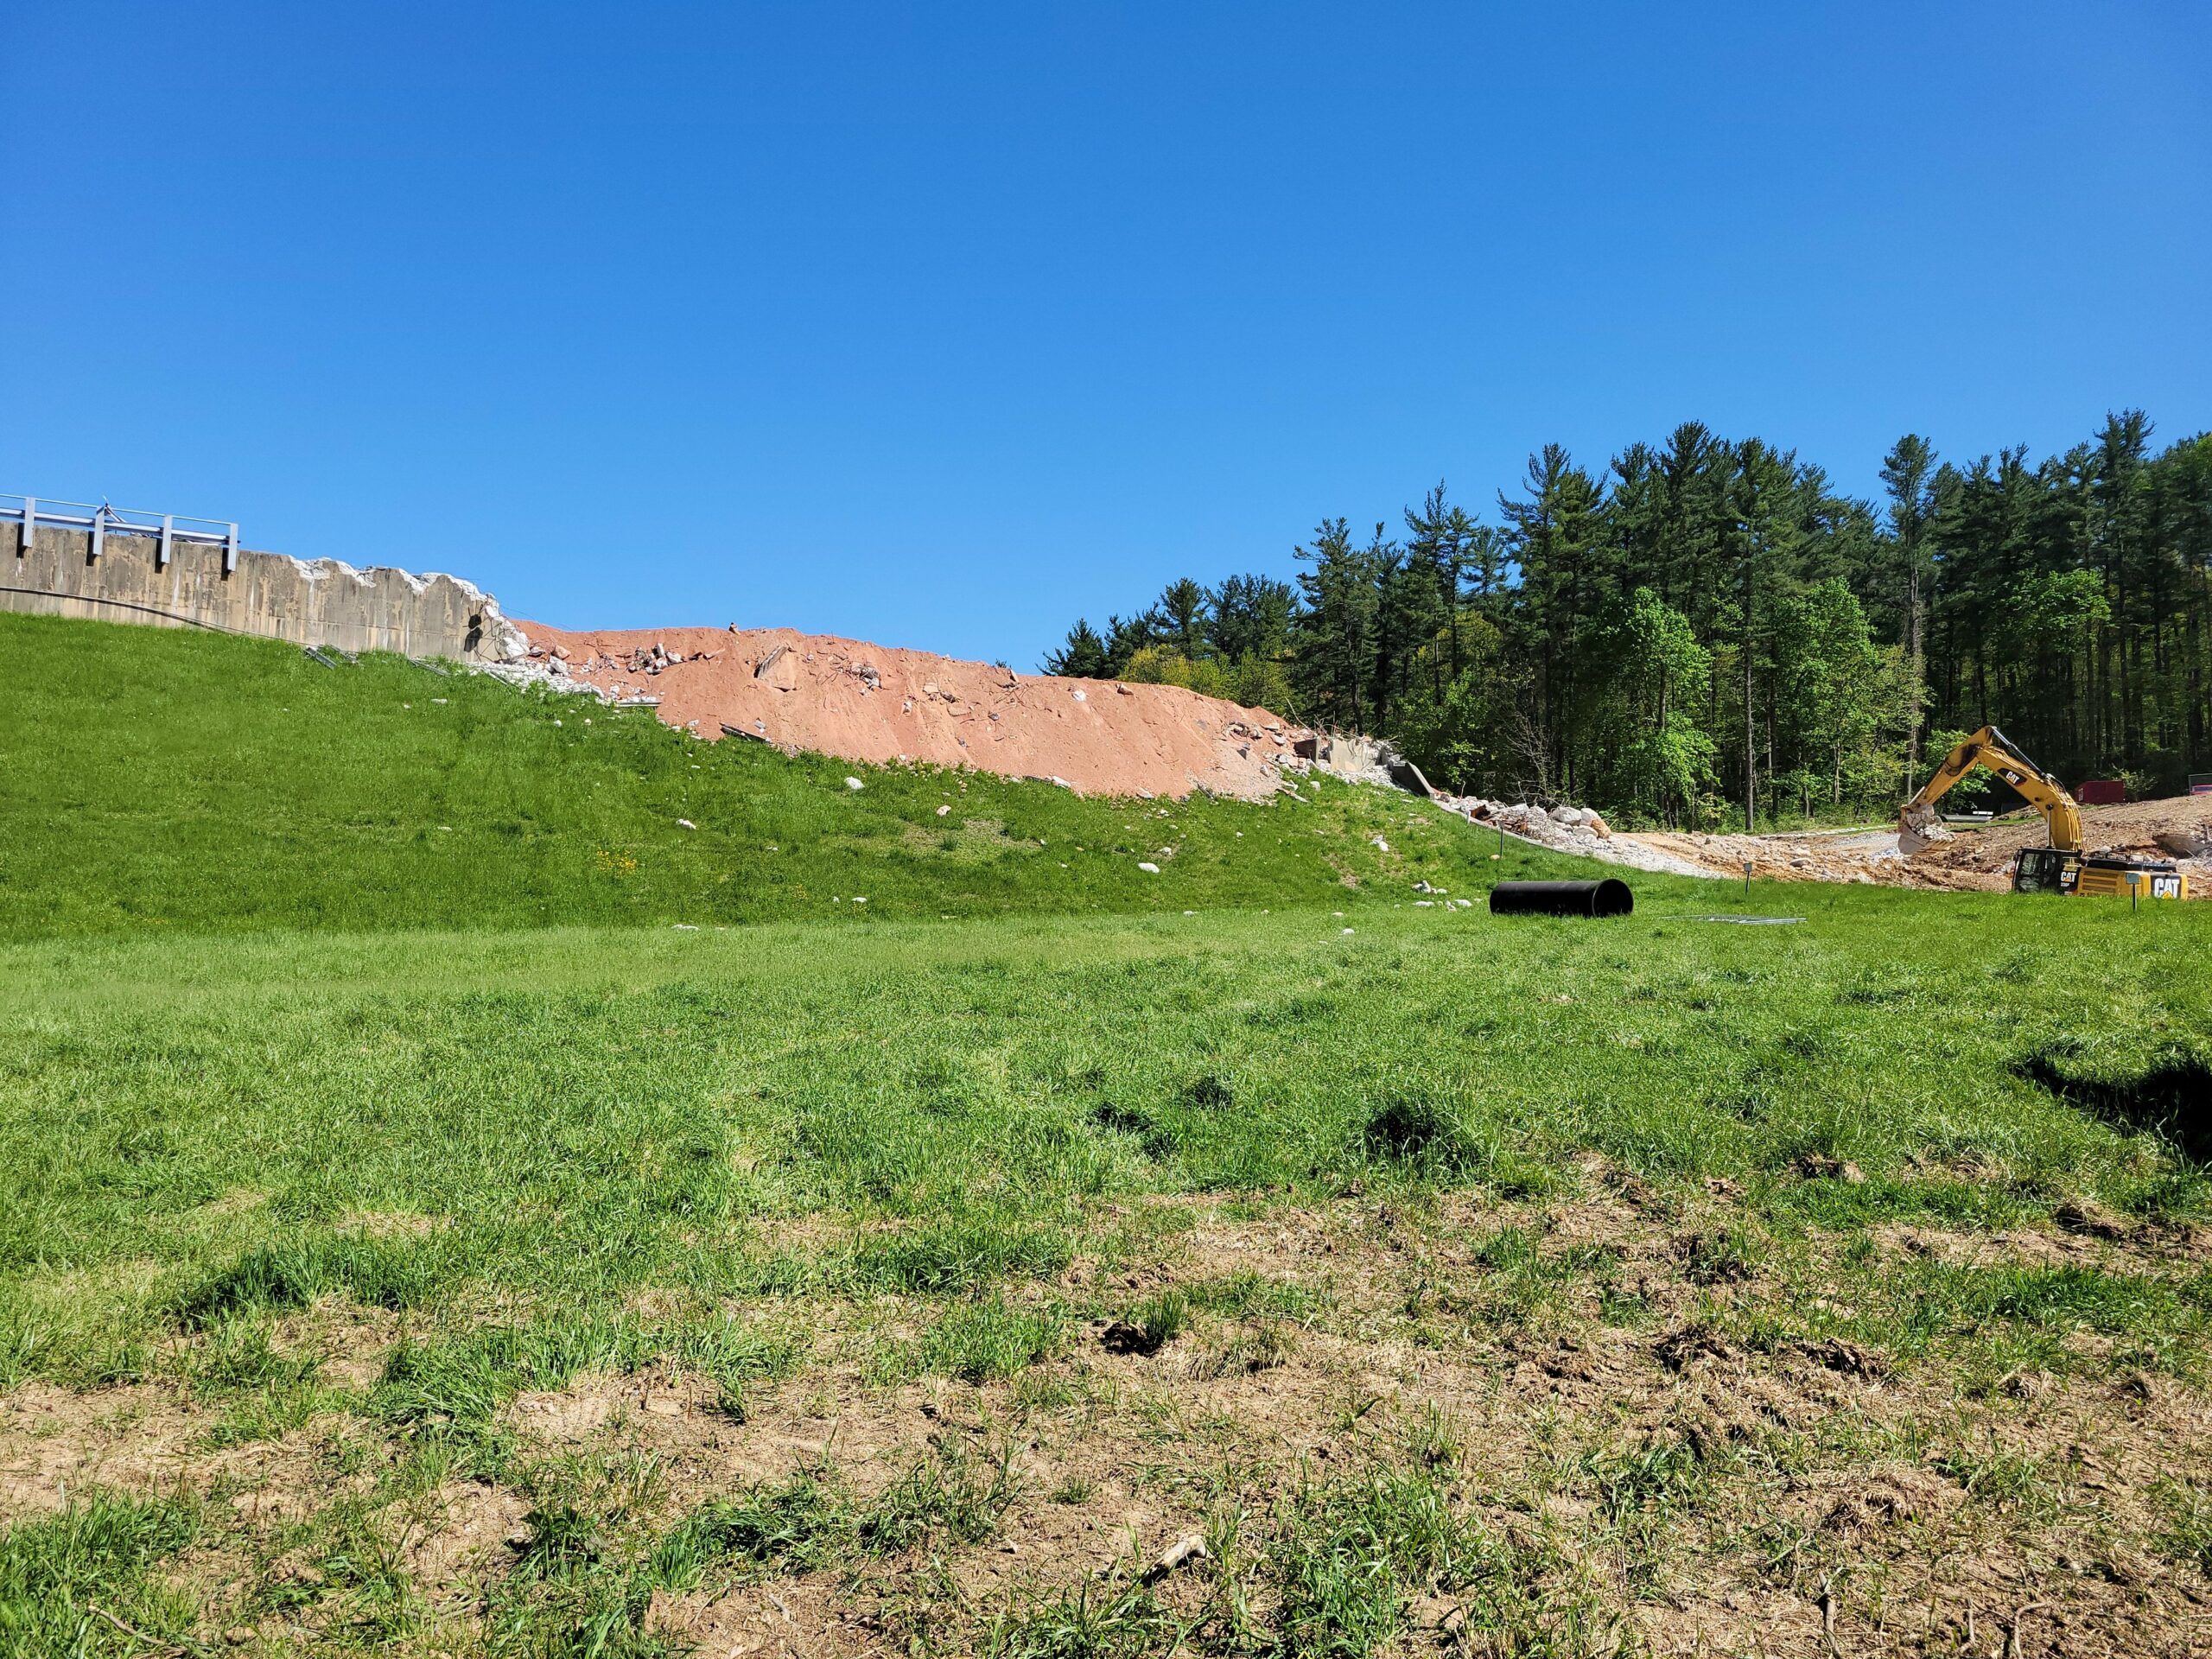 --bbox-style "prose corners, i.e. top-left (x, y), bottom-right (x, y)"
top-left (1488, 878), bottom-right (1634, 918)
